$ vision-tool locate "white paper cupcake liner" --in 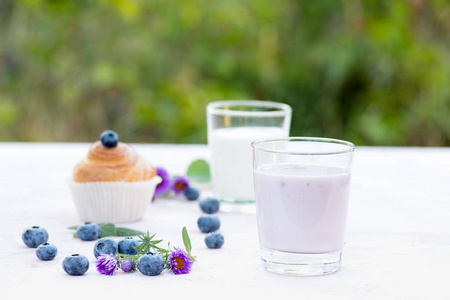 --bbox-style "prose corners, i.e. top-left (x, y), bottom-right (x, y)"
top-left (67, 176), bottom-right (162, 223)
